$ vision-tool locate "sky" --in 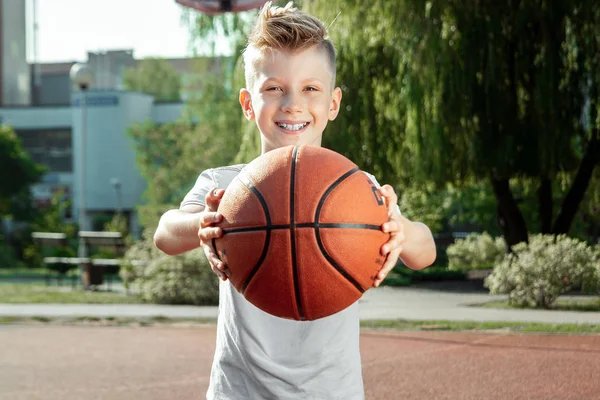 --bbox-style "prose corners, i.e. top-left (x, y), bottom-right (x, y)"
top-left (26, 0), bottom-right (198, 63)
